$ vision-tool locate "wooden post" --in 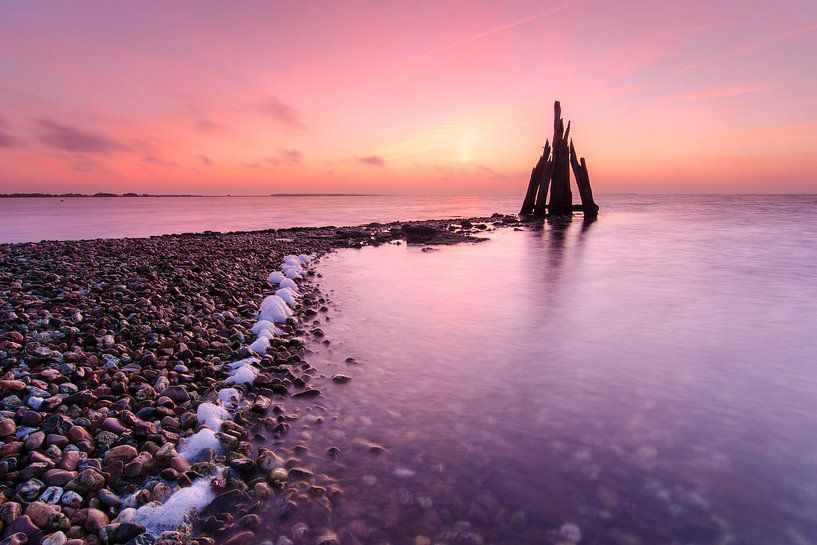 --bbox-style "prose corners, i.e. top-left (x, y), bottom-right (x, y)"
top-left (518, 100), bottom-right (599, 219)
top-left (519, 140), bottom-right (549, 215)
top-left (569, 140), bottom-right (598, 217)
top-left (579, 157), bottom-right (598, 218)
top-left (547, 102), bottom-right (573, 215)
top-left (532, 155), bottom-right (553, 218)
